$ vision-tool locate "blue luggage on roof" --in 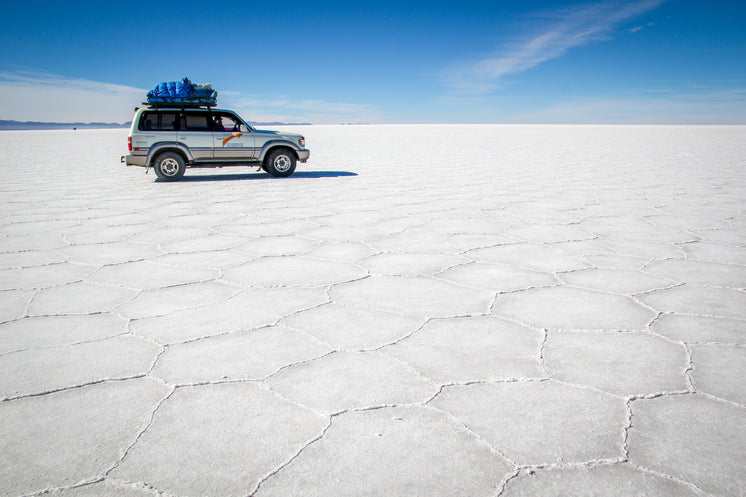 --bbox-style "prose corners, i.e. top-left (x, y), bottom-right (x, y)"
top-left (146, 77), bottom-right (217, 106)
